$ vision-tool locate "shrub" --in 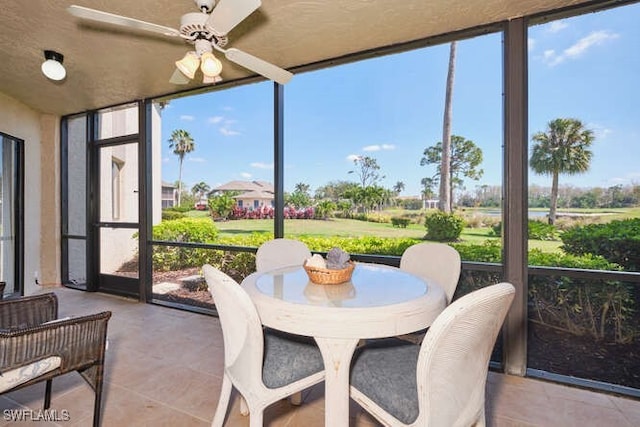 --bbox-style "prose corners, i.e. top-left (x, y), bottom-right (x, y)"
top-left (314, 200), bottom-right (336, 220)
top-left (365, 213), bottom-right (391, 224)
top-left (451, 241), bottom-right (633, 343)
top-left (165, 206), bottom-right (191, 213)
top-left (424, 211), bottom-right (465, 241)
top-left (452, 240), bottom-right (501, 262)
top-left (208, 194), bottom-right (235, 220)
top-left (561, 218), bottom-right (640, 271)
top-left (390, 217), bottom-right (410, 228)
top-left (162, 210), bottom-right (186, 220)
top-left (527, 249), bottom-right (633, 343)
top-left (528, 220), bottom-right (558, 240)
top-left (152, 218), bottom-right (218, 271)
top-left (153, 218), bottom-right (218, 242)
top-left (227, 206), bottom-right (315, 220)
